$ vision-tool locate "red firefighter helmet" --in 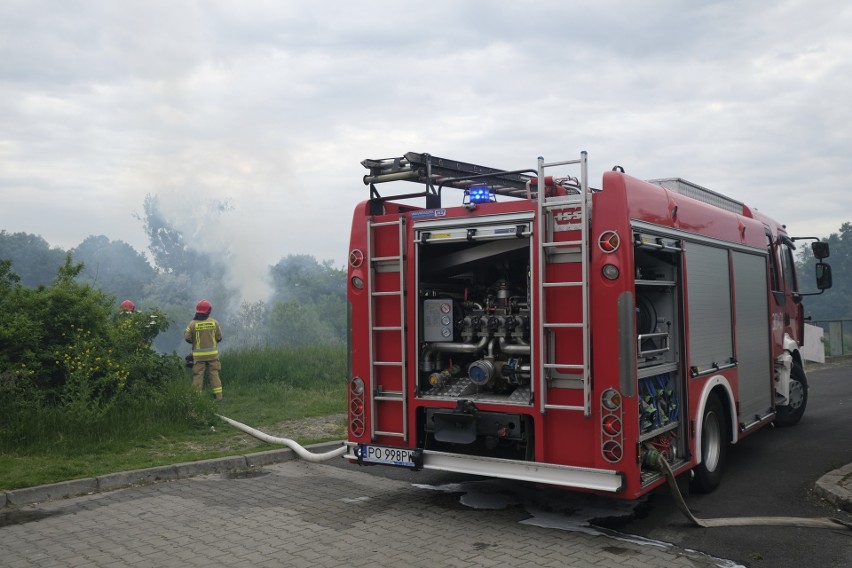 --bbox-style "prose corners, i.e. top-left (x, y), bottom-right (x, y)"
top-left (119, 299), bottom-right (135, 312)
top-left (196, 299), bottom-right (213, 315)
